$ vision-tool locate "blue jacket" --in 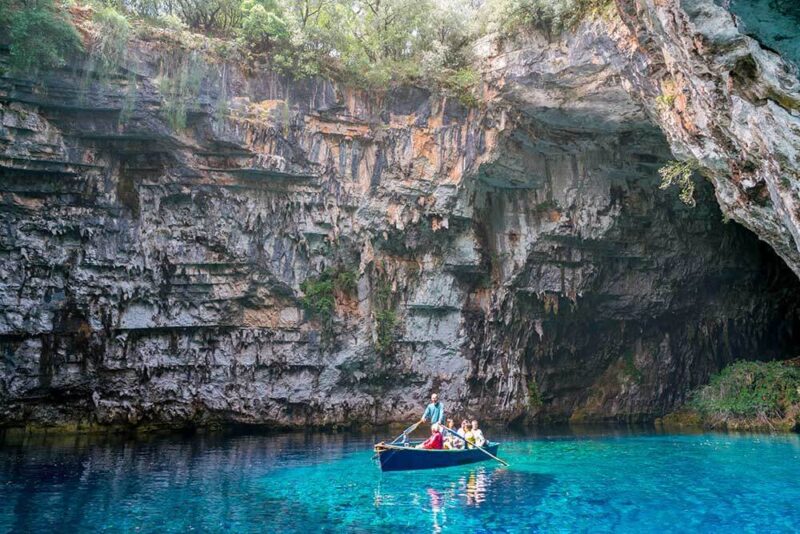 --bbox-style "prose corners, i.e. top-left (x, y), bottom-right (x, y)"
top-left (422, 402), bottom-right (445, 424)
